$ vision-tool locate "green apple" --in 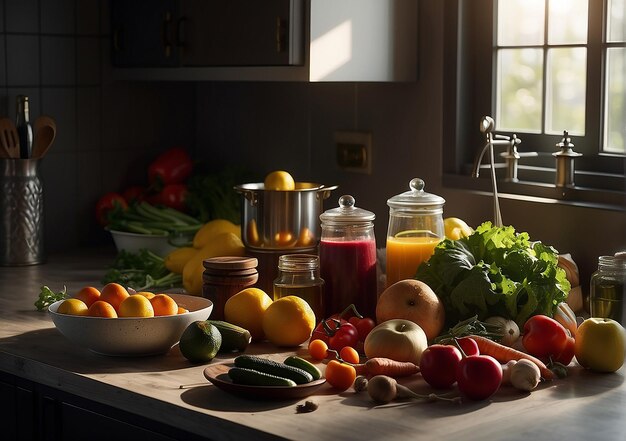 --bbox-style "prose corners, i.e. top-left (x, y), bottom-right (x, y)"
top-left (575, 318), bottom-right (626, 373)
top-left (363, 319), bottom-right (428, 365)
